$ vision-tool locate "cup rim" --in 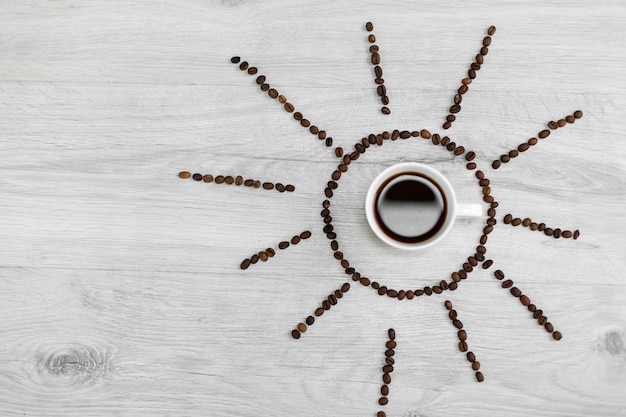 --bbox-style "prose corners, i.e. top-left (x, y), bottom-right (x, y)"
top-left (365, 162), bottom-right (457, 250)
